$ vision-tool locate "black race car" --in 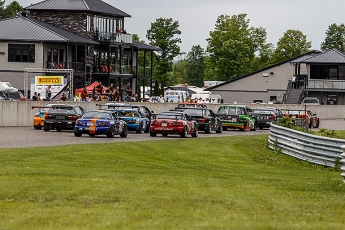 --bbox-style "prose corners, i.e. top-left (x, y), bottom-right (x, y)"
top-left (183, 108), bottom-right (222, 133)
top-left (43, 104), bottom-right (85, 132)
